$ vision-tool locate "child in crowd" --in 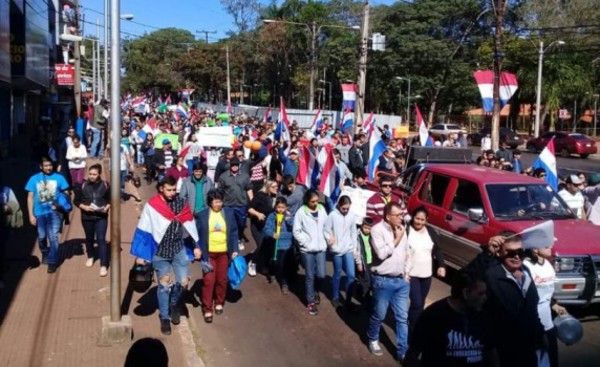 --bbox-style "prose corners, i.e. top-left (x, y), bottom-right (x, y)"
top-left (263, 197), bottom-right (294, 294)
top-left (355, 217), bottom-right (374, 305)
